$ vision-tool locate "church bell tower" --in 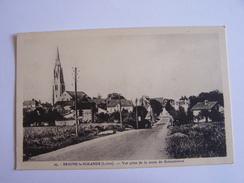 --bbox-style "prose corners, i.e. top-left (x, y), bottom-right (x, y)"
top-left (53, 47), bottom-right (65, 105)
